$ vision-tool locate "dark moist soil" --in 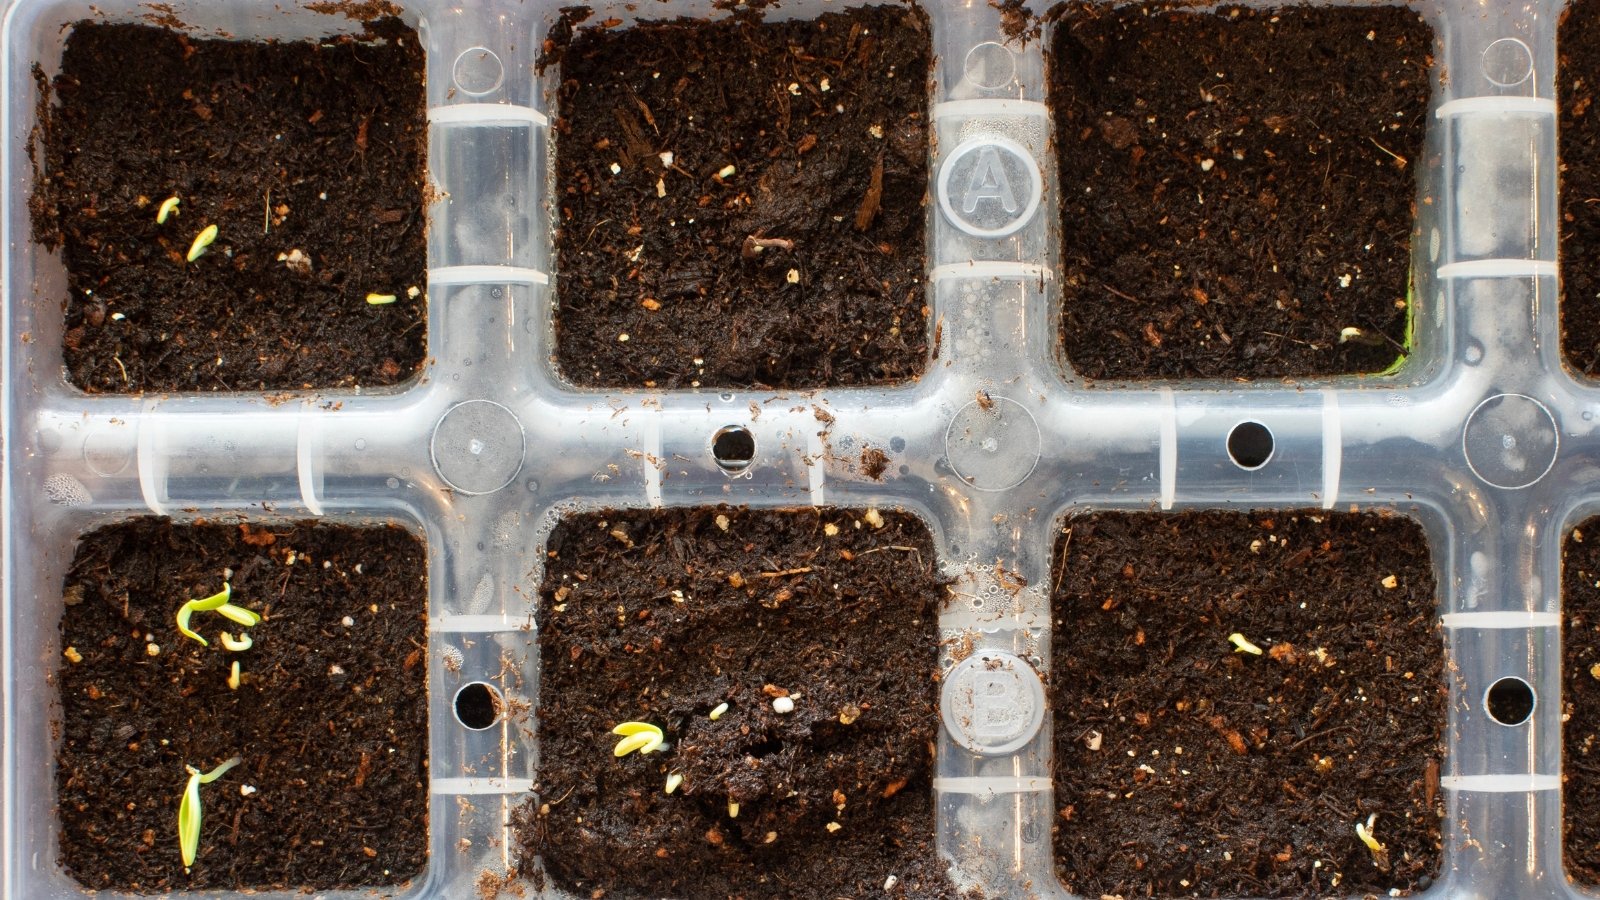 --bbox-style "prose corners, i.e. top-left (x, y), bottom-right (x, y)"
top-left (1560, 0), bottom-right (1600, 378)
top-left (56, 519), bottom-right (428, 892)
top-left (1562, 519), bottom-right (1600, 883)
top-left (549, 7), bottom-right (932, 390)
top-left (1050, 4), bottom-right (1432, 381)
top-left (33, 18), bottom-right (427, 394)
top-left (516, 507), bottom-right (960, 899)
top-left (1051, 510), bottom-right (1444, 898)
